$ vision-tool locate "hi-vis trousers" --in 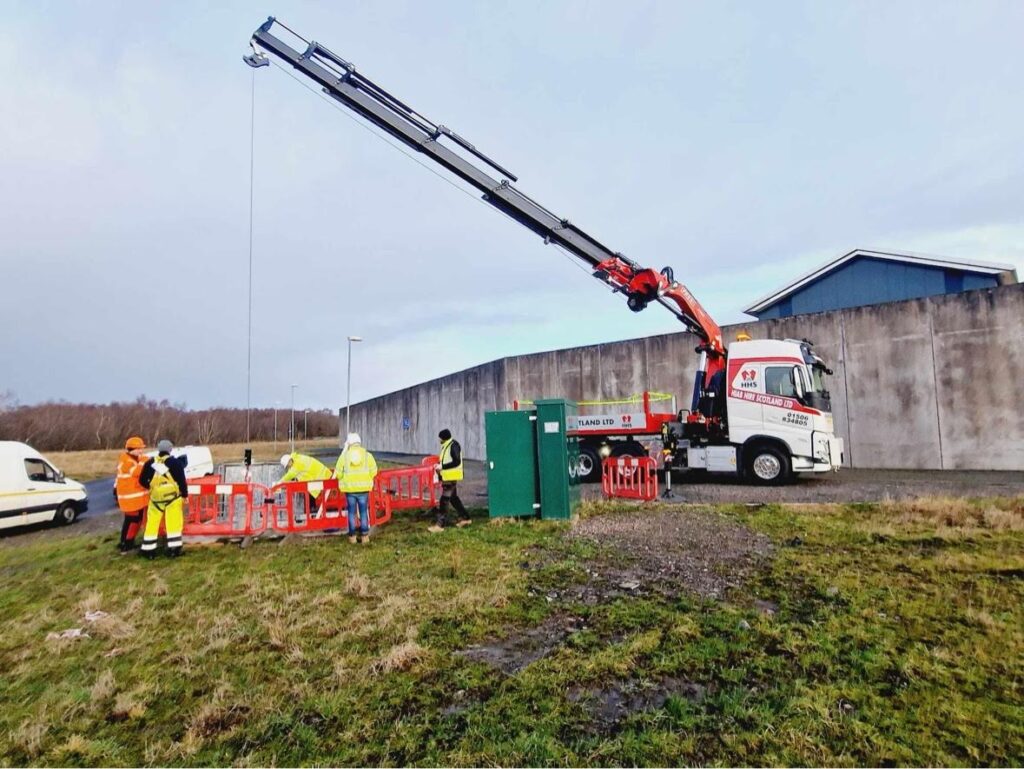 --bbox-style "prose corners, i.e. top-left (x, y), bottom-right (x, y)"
top-left (141, 497), bottom-right (184, 554)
